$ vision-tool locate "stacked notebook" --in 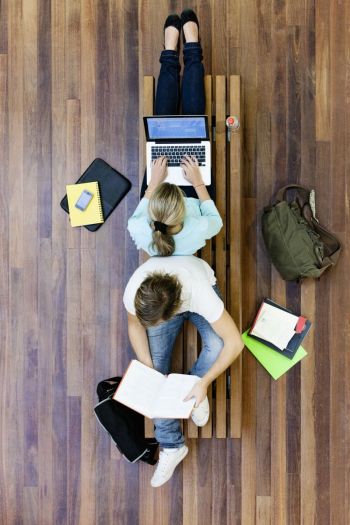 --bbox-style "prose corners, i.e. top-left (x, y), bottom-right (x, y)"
top-left (243, 299), bottom-right (311, 379)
